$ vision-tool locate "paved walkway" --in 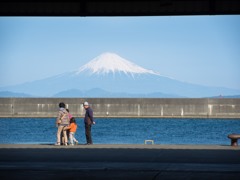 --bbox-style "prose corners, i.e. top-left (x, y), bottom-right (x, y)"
top-left (0, 144), bottom-right (240, 179)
